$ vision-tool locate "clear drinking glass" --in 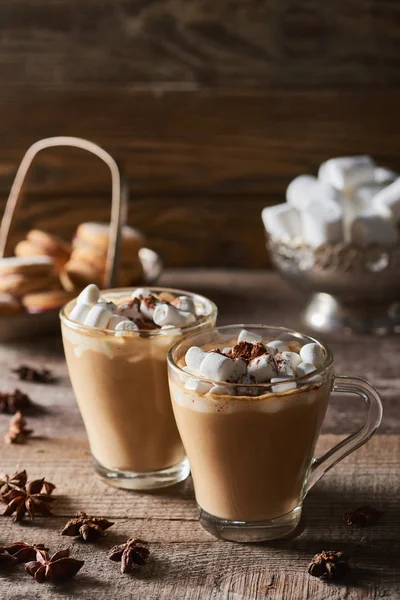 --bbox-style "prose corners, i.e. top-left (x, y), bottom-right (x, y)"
top-left (167, 324), bottom-right (383, 542)
top-left (60, 287), bottom-right (217, 491)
